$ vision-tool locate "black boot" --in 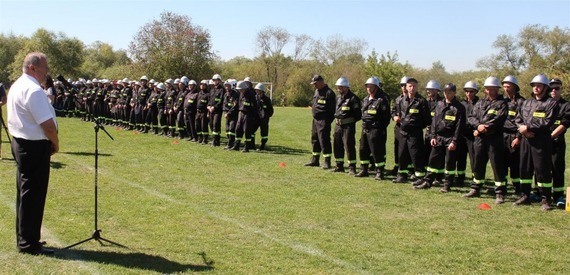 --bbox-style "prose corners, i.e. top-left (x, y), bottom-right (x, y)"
top-left (331, 162), bottom-right (345, 173)
top-left (179, 130), bottom-right (186, 140)
top-left (242, 140), bottom-right (250, 153)
top-left (304, 155), bottom-right (320, 166)
top-left (439, 174), bottom-right (454, 193)
top-left (495, 186), bottom-right (507, 204)
top-left (161, 127), bottom-right (168, 136)
top-left (455, 174), bottom-right (466, 187)
top-left (463, 187), bottom-right (481, 198)
top-left (392, 173), bottom-right (408, 183)
top-left (355, 164), bottom-right (369, 177)
top-left (513, 182), bottom-right (521, 197)
top-left (202, 135), bottom-right (209, 145)
top-left (258, 139), bottom-right (267, 151)
top-left (374, 167), bottom-right (384, 180)
top-left (231, 140), bottom-right (241, 151)
top-left (225, 137), bottom-right (235, 150)
top-left (144, 126), bottom-right (149, 134)
top-left (322, 157), bottom-right (331, 169)
top-left (348, 164), bottom-right (357, 176)
top-left (540, 187), bottom-right (552, 211)
top-left (153, 127), bottom-right (159, 135)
